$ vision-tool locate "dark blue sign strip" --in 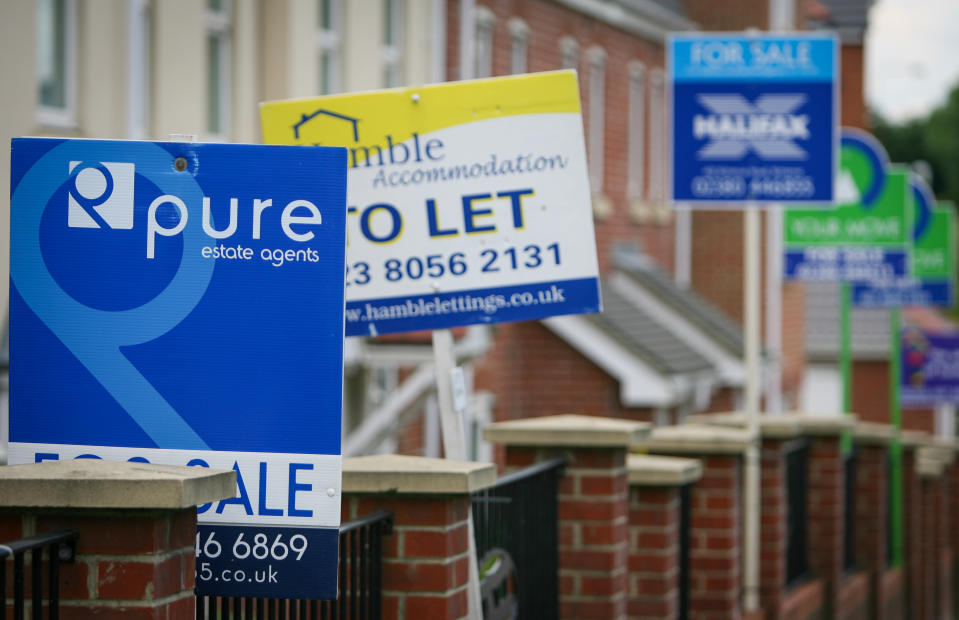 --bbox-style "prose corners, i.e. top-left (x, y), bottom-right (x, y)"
top-left (784, 249), bottom-right (907, 281)
top-left (196, 525), bottom-right (338, 599)
top-left (345, 277), bottom-right (600, 337)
